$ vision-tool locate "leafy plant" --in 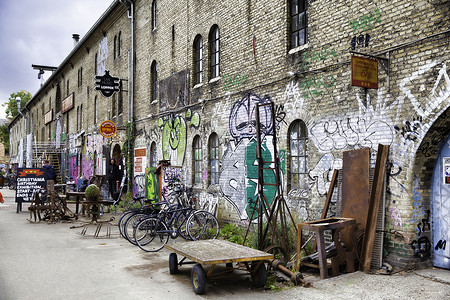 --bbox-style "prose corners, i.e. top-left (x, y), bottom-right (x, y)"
top-left (218, 223), bottom-right (246, 245)
top-left (85, 184), bottom-right (101, 200)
